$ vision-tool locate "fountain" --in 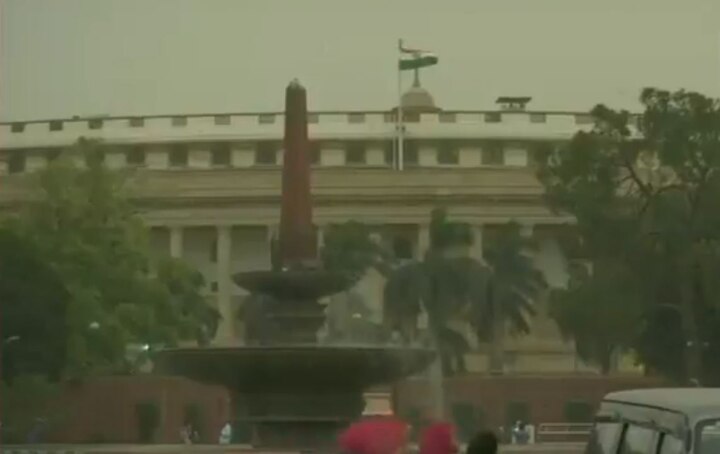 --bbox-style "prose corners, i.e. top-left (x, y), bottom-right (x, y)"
top-left (153, 80), bottom-right (435, 450)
